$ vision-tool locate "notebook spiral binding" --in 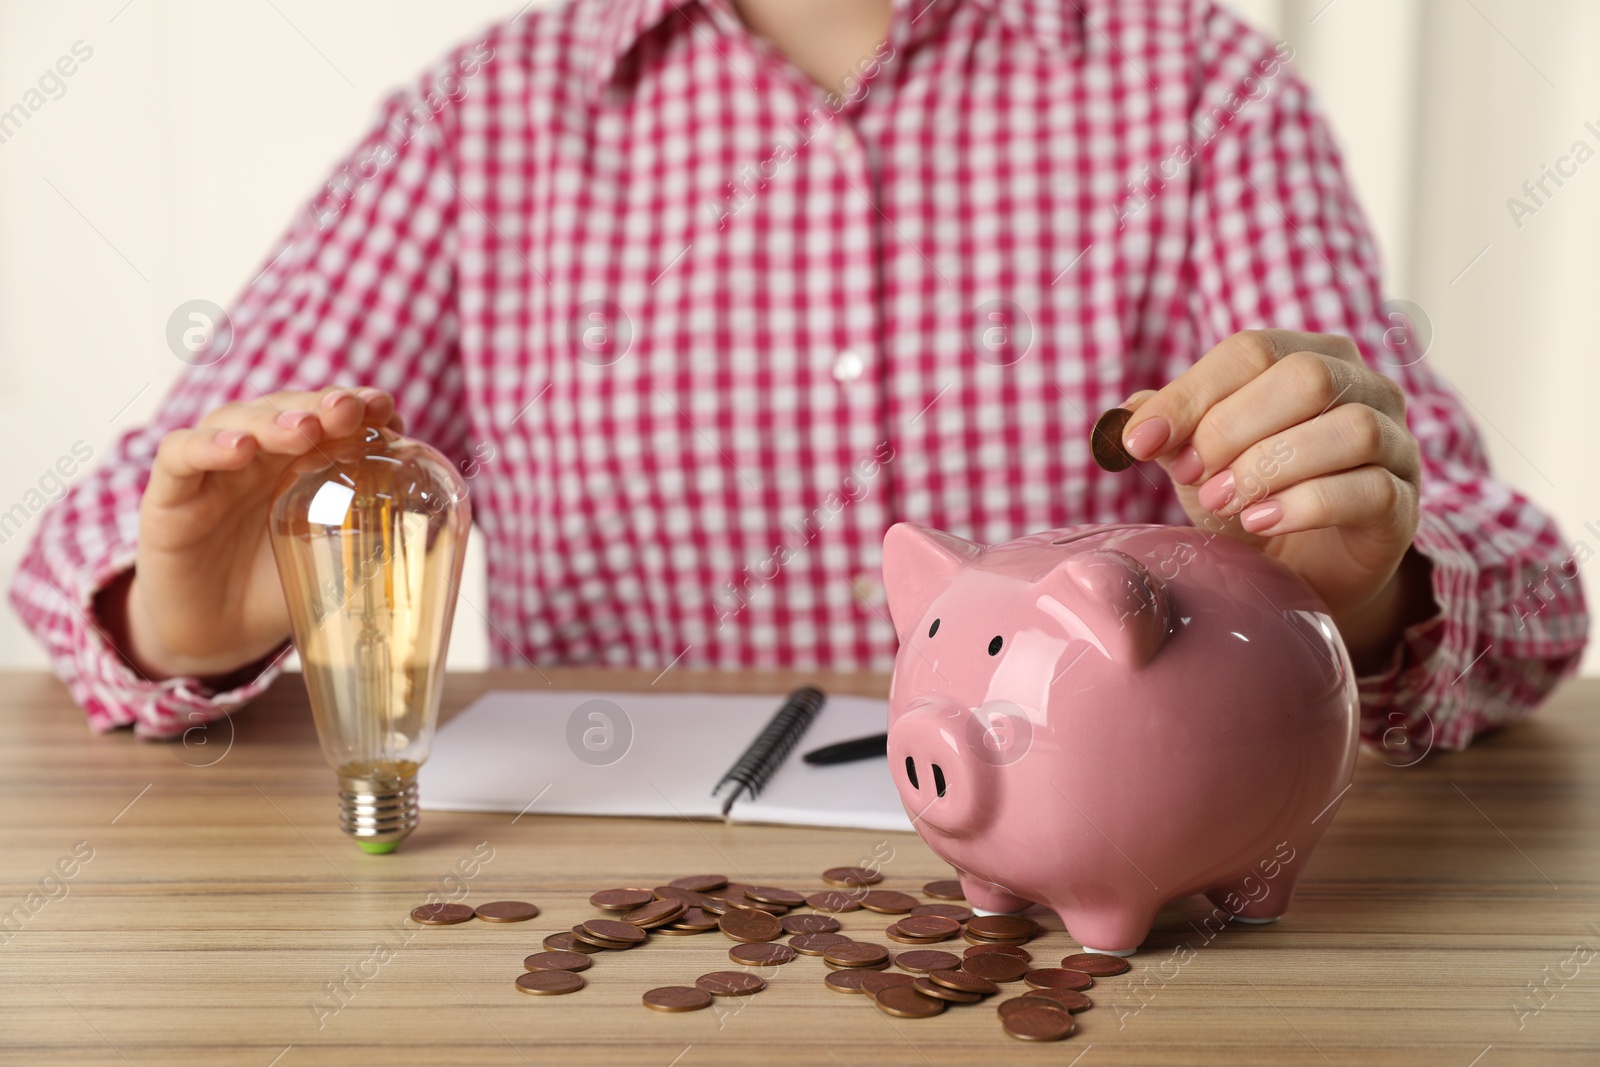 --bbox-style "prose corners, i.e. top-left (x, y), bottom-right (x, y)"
top-left (713, 686), bottom-right (826, 801)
